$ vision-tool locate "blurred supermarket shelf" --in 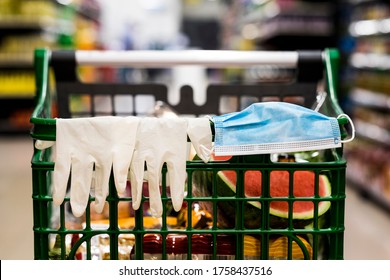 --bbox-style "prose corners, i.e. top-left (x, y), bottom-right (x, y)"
top-left (349, 88), bottom-right (390, 111)
top-left (0, 14), bottom-right (57, 30)
top-left (350, 52), bottom-right (390, 70)
top-left (354, 119), bottom-right (390, 147)
top-left (349, 18), bottom-right (390, 37)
